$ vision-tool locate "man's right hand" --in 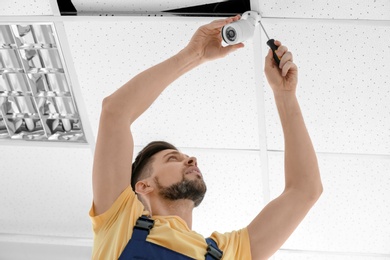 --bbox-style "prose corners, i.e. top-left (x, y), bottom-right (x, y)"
top-left (185, 15), bottom-right (245, 63)
top-left (264, 40), bottom-right (298, 97)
